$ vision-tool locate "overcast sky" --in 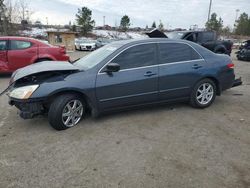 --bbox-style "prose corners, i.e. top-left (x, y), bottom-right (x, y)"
top-left (29, 0), bottom-right (250, 29)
